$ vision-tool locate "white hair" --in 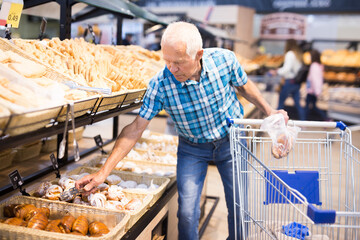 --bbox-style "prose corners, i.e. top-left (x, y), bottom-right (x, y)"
top-left (161, 21), bottom-right (203, 59)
